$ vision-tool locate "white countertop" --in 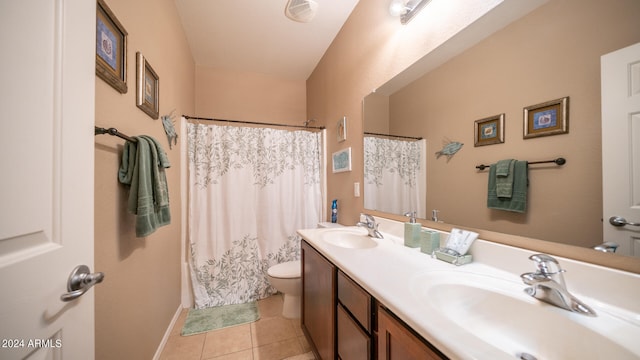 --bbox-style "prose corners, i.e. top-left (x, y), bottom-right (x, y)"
top-left (298, 217), bottom-right (640, 360)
